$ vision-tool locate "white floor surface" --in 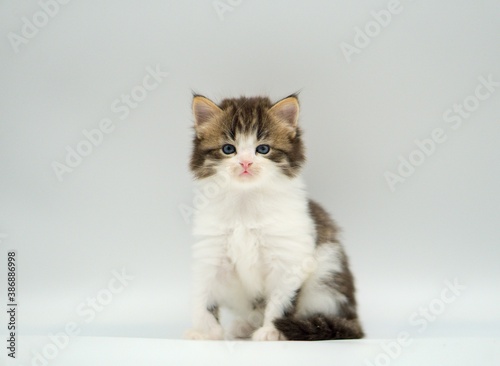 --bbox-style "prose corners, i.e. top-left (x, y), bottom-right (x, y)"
top-left (5, 336), bottom-right (499, 366)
